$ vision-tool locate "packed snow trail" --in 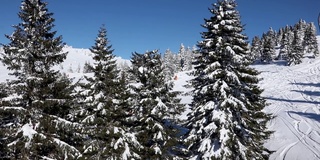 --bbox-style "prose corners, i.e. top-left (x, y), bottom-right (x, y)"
top-left (255, 58), bottom-right (320, 160)
top-left (172, 60), bottom-right (320, 160)
top-left (172, 71), bottom-right (194, 120)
